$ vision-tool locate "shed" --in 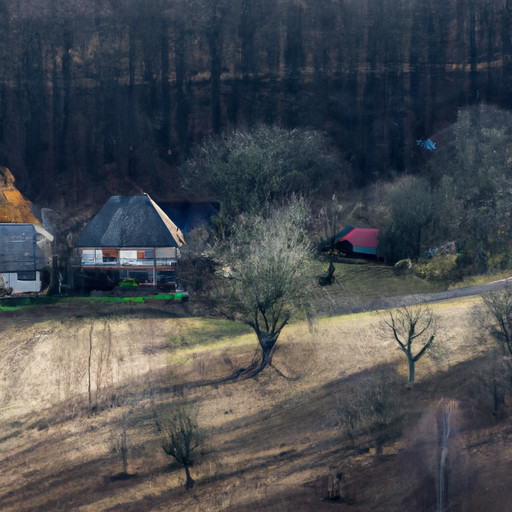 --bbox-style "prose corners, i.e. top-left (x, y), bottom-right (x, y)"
top-left (0, 223), bottom-right (54, 293)
top-left (335, 227), bottom-right (379, 256)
